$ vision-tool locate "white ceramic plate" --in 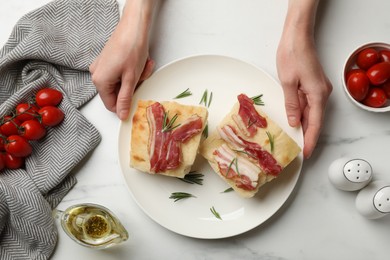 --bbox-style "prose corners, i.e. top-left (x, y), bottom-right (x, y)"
top-left (118, 55), bottom-right (303, 239)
